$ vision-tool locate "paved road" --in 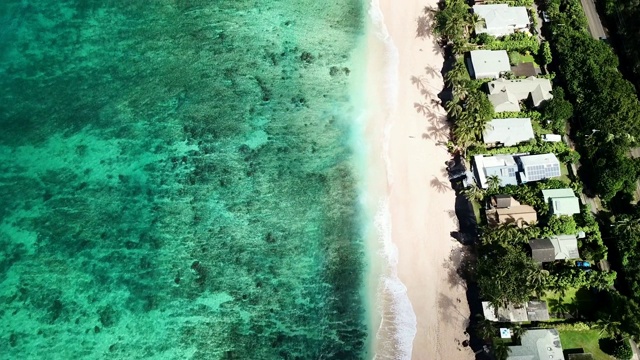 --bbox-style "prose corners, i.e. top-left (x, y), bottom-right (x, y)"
top-left (580, 0), bottom-right (607, 39)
